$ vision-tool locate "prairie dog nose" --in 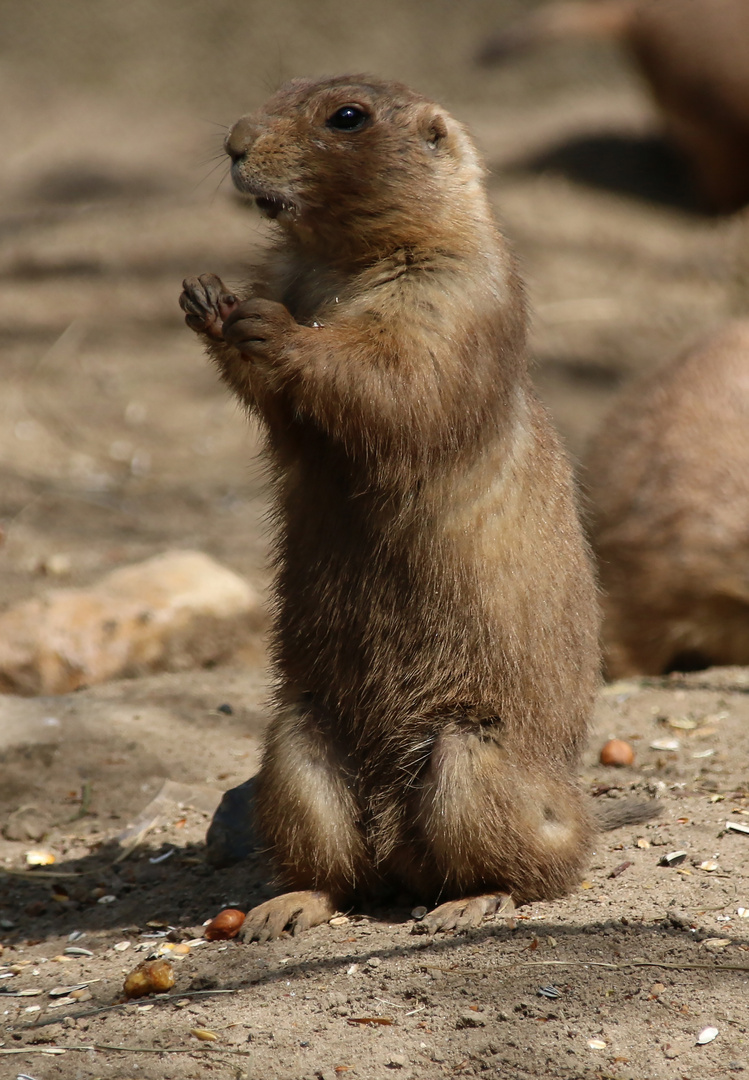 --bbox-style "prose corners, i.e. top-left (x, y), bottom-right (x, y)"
top-left (224, 116), bottom-right (257, 163)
